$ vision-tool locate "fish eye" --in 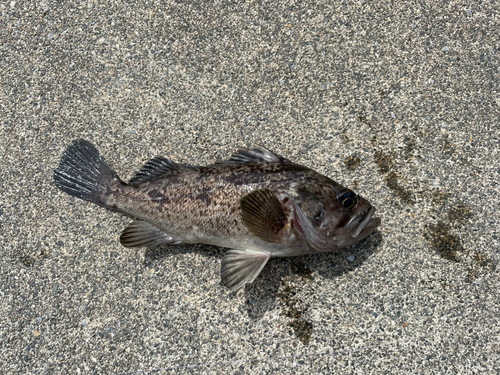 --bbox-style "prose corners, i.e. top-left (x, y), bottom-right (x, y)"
top-left (338, 191), bottom-right (357, 209)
